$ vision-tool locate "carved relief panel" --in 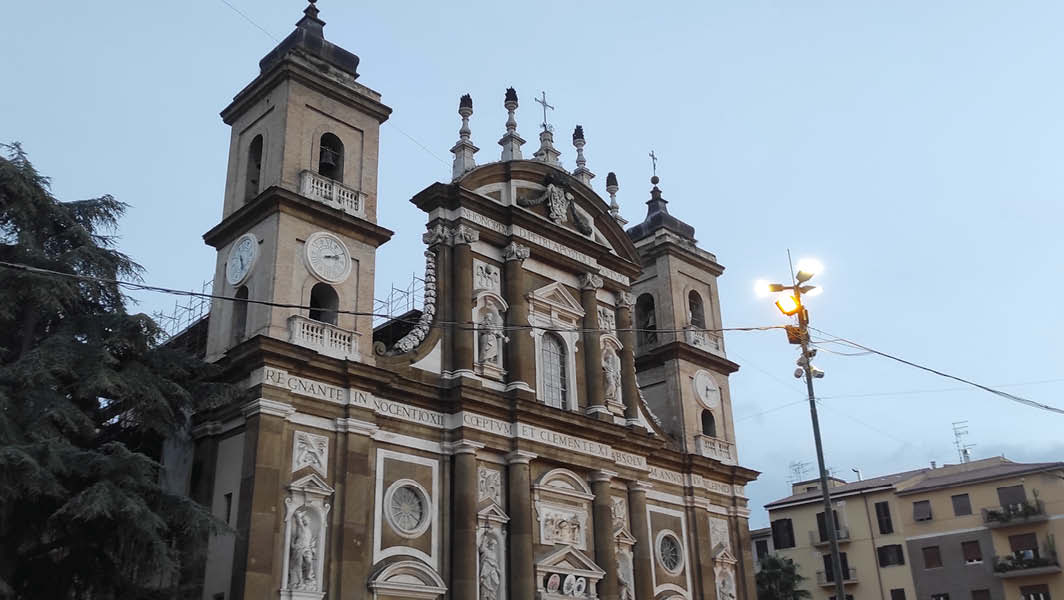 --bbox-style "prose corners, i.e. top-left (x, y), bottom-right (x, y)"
top-left (292, 430), bottom-right (328, 477)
